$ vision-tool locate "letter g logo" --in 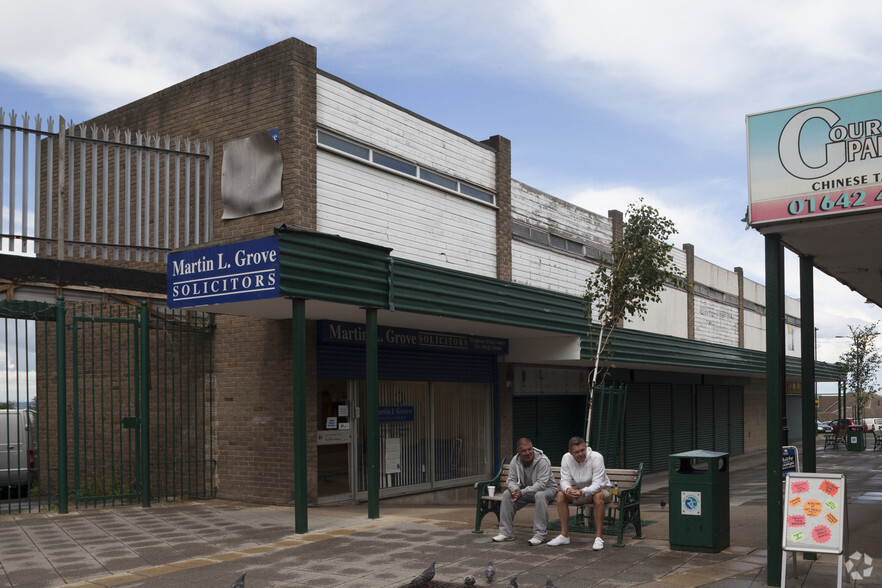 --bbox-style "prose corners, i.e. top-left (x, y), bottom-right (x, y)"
top-left (778, 107), bottom-right (846, 179)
